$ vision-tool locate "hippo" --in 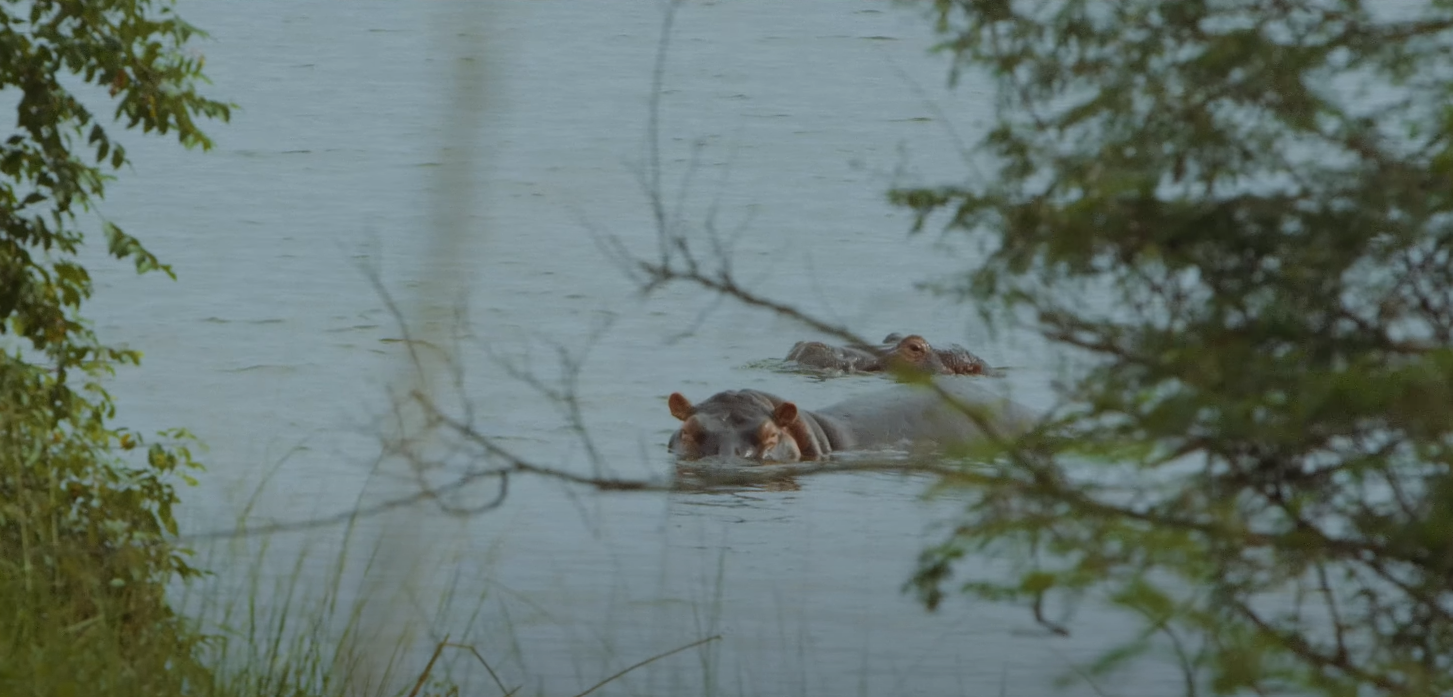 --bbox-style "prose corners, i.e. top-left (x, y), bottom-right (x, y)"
top-left (666, 379), bottom-right (1036, 462)
top-left (784, 333), bottom-right (993, 376)
top-left (881, 333), bottom-right (994, 376)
